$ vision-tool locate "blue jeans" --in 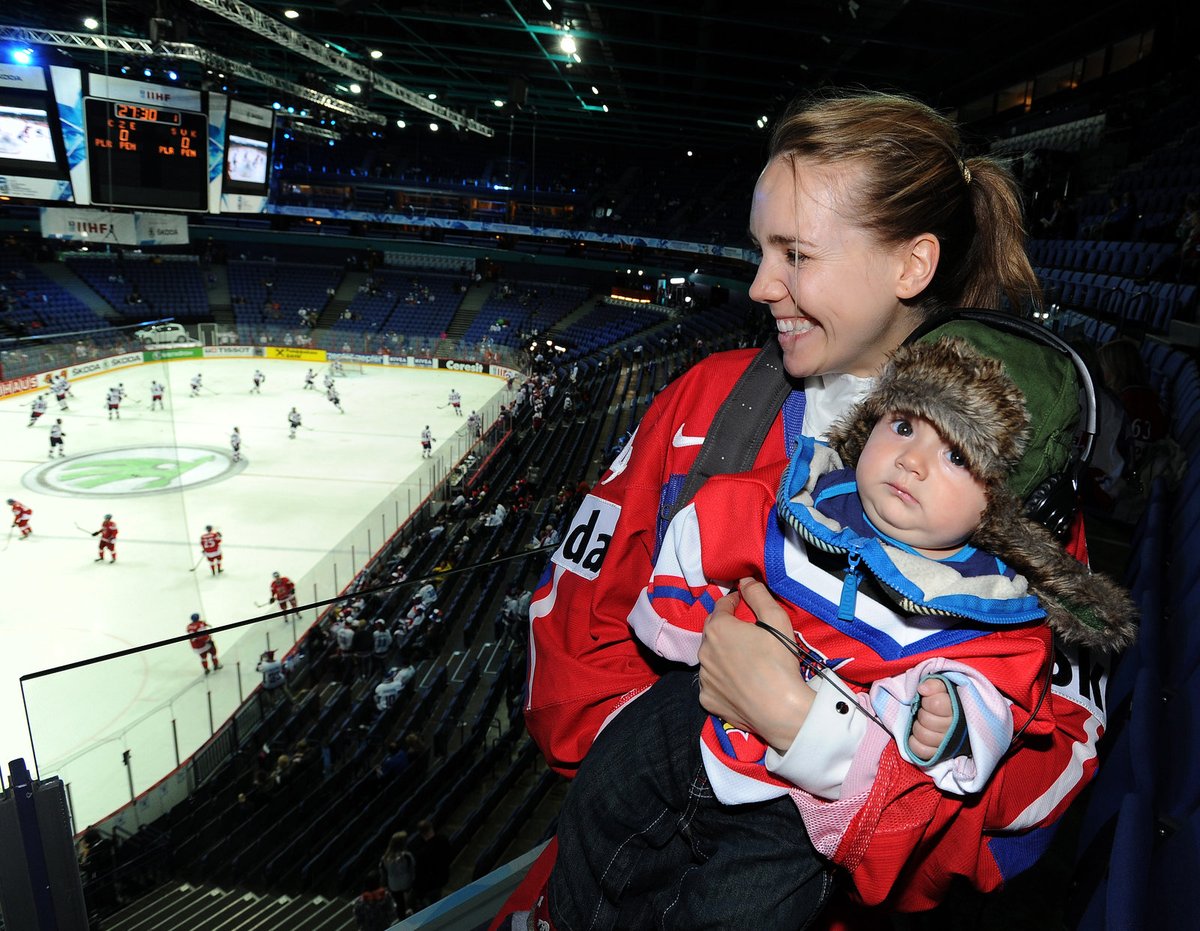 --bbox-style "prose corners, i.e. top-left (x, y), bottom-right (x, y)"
top-left (548, 670), bottom-right (833, 930)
